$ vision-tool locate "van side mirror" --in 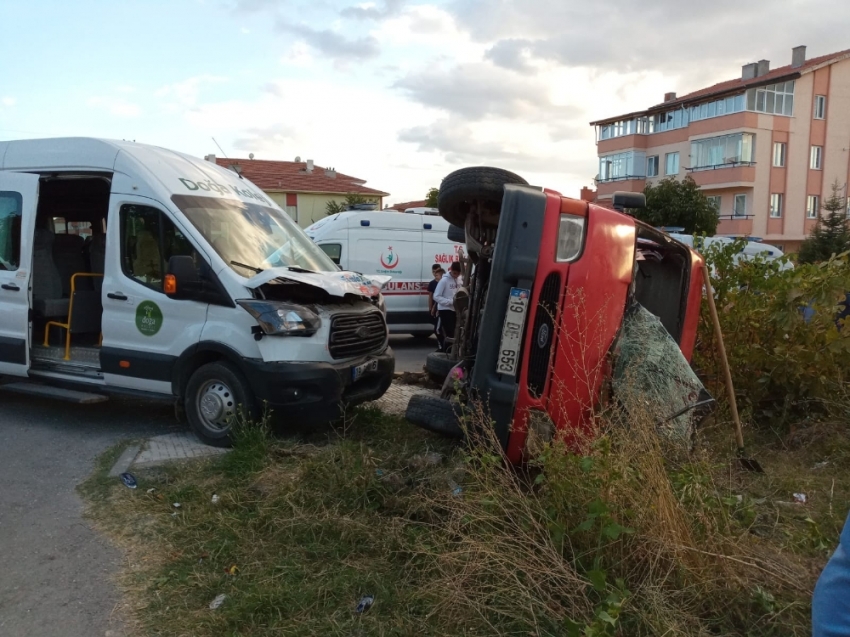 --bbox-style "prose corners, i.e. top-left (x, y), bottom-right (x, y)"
top-left (447, 224), bottom-right (466, 243)
top-left (612, 191), bottom-right (646, 213)
top-left (166, 255), bottom-right (201, 299)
